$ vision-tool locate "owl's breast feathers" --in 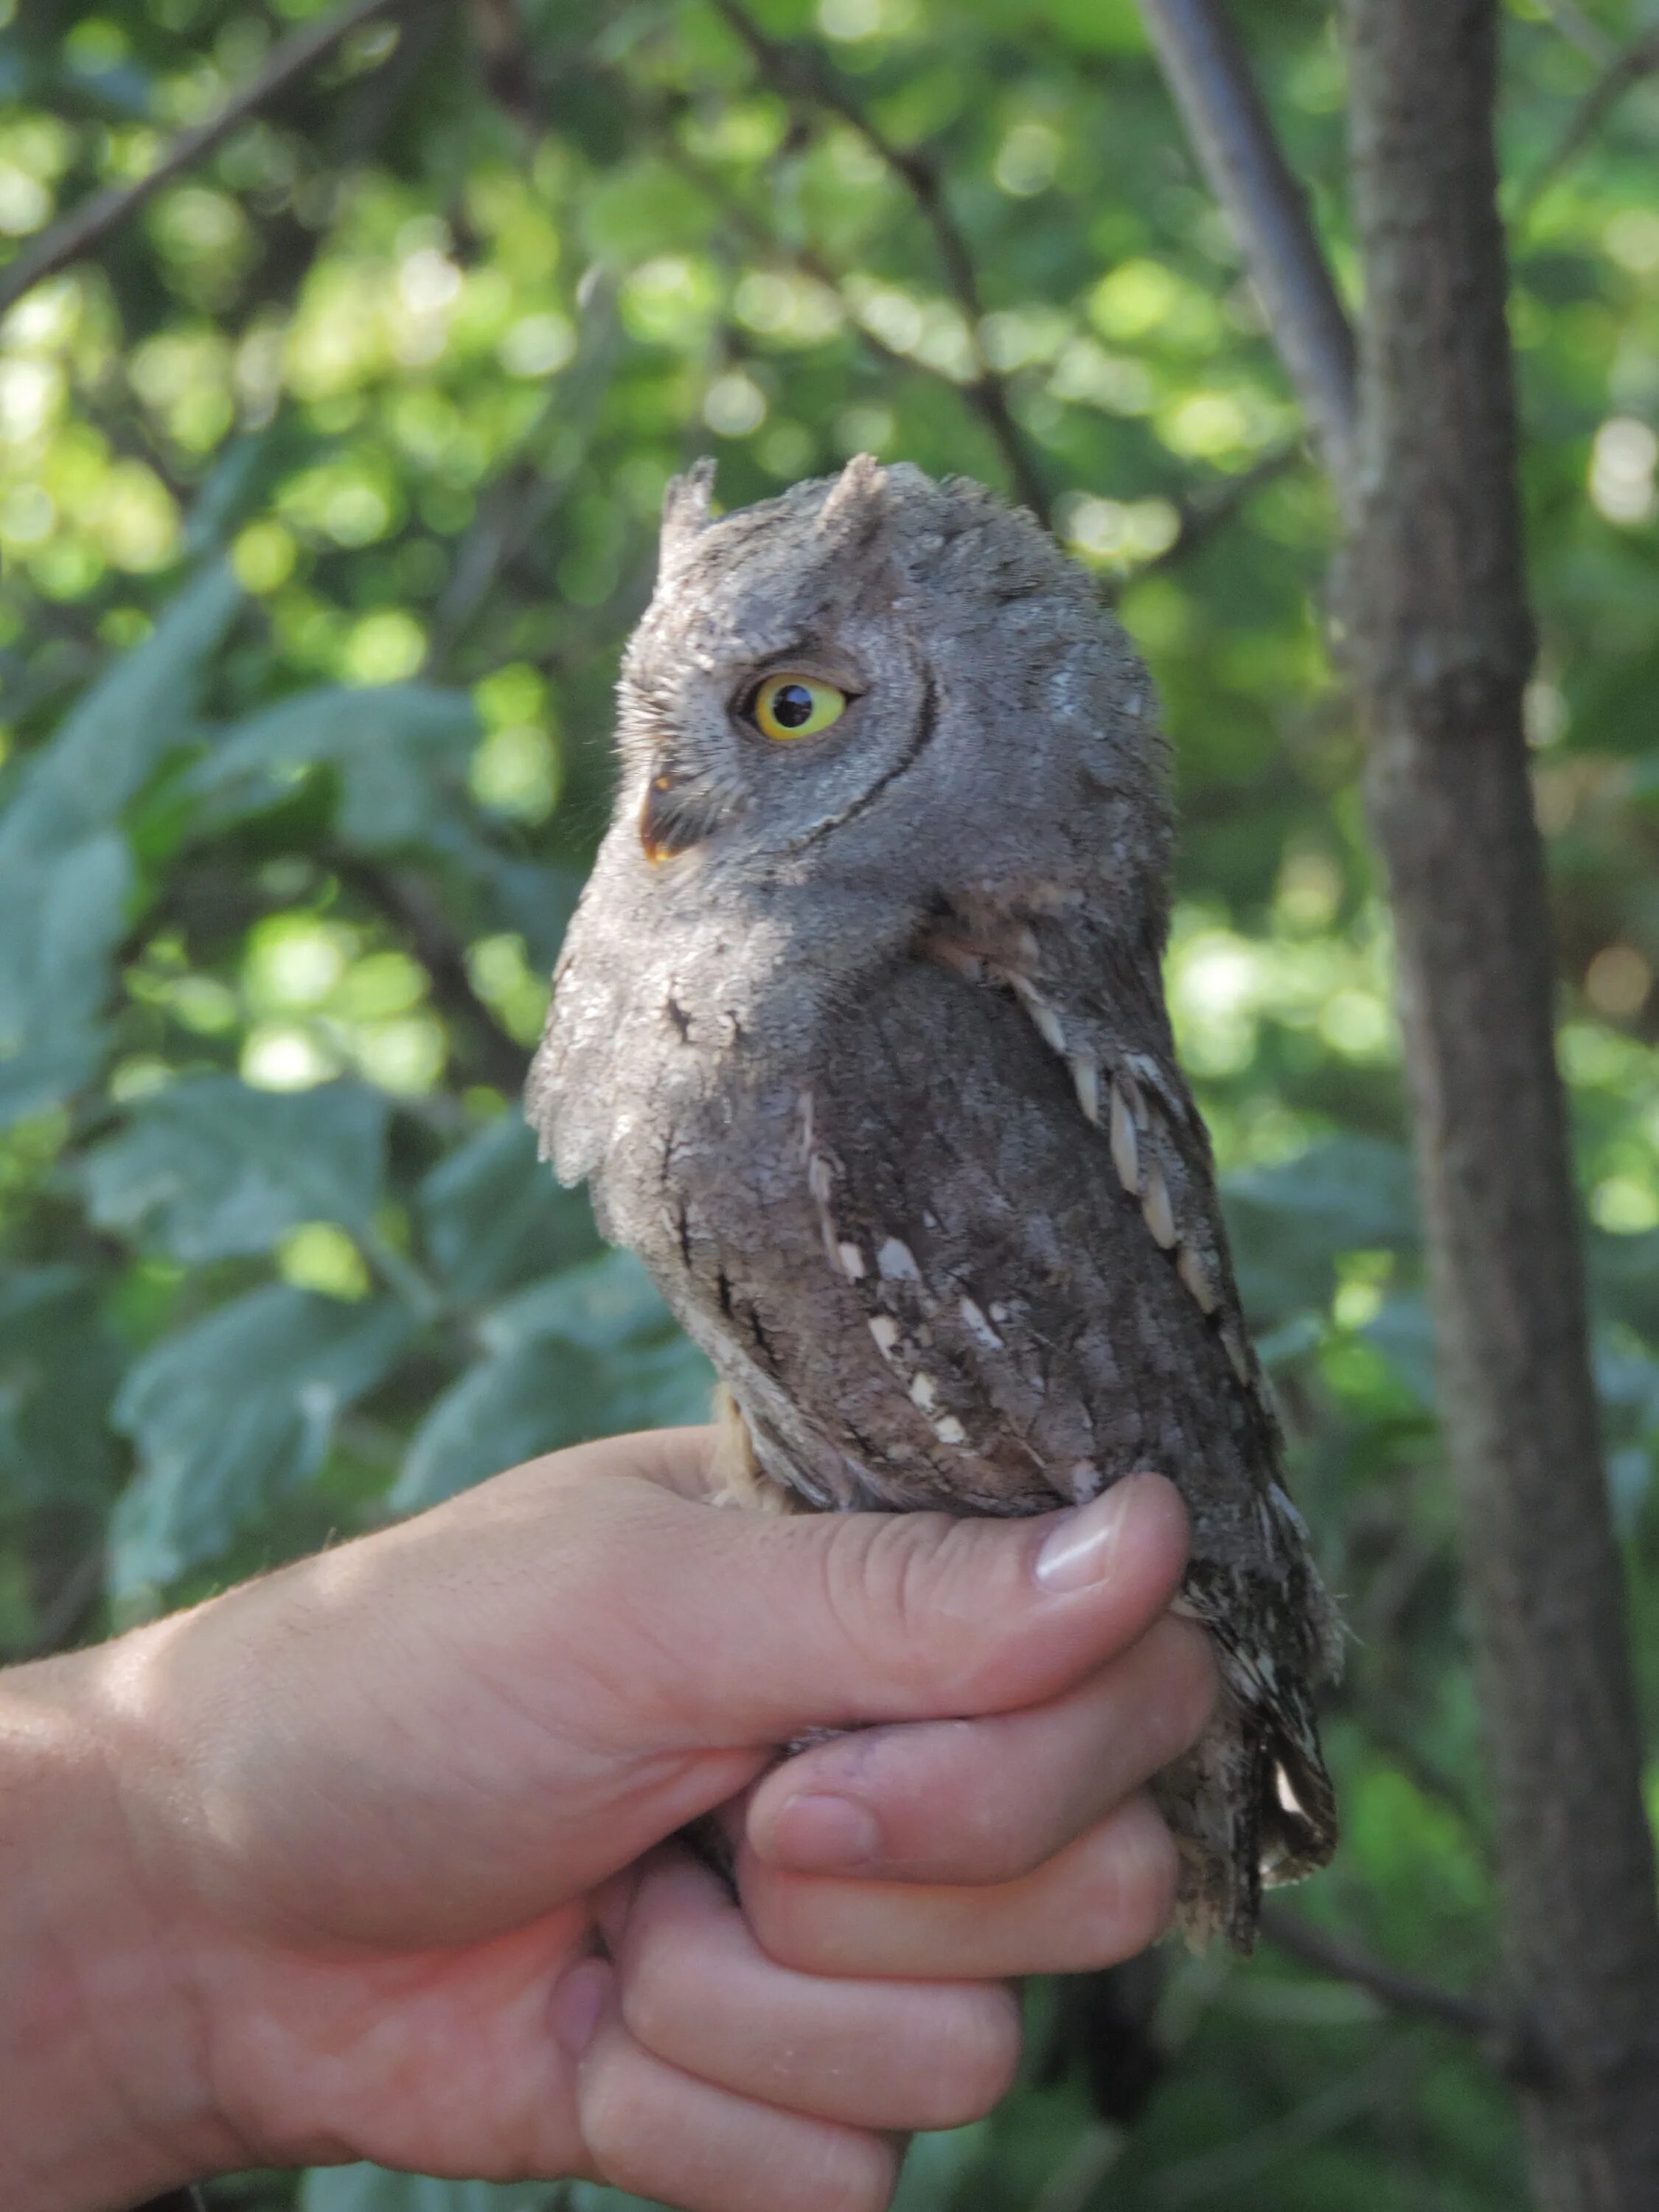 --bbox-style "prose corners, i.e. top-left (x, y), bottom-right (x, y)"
top-left (534, 870), bottom-right (1340, 1949)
